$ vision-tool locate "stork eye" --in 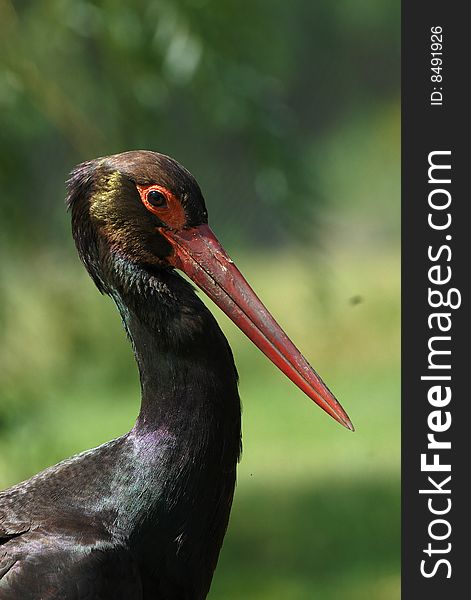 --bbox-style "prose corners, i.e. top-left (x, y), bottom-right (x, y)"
top-left (147, 190), bottom-right (167, 208)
